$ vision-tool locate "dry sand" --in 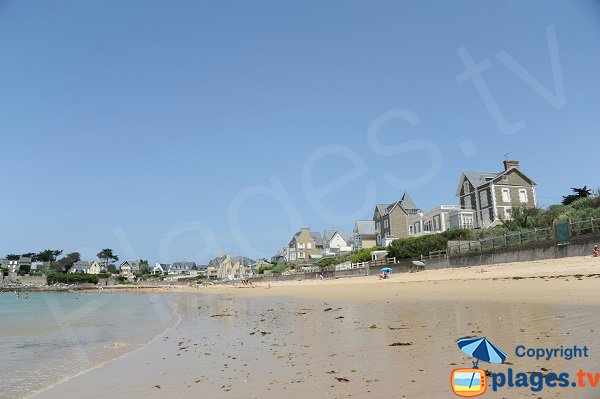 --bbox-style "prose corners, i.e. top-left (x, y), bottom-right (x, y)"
top-left (30, 256), bottom-right (600, 399)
